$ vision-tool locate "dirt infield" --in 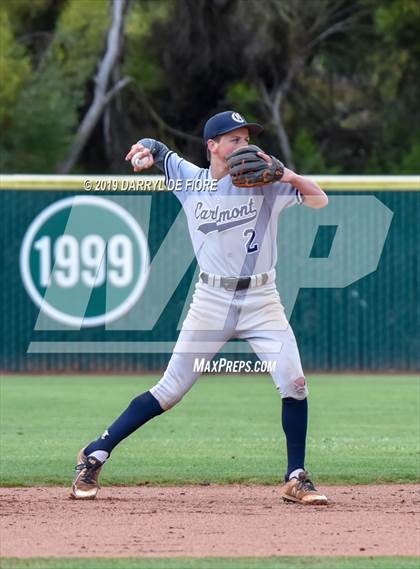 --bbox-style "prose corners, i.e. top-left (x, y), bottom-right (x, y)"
top-left (1, 485), bottom-right (419, 558)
